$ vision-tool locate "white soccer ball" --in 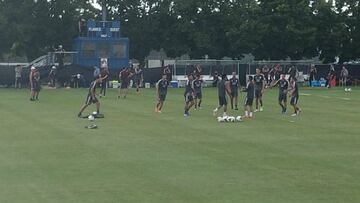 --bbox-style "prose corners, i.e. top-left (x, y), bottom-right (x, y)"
top-left (345, 88), bottom-right (349, 92)
top-left (236, 116), bottom-right (243, 122)
top-left (217, 117), bottom-right (225, 122)
top-left (348, 88), bottom-right (352, 92)
top-left (227, 116), bottom-right (236, 122)
top-left (88, 115), bottom-right (95, 121)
